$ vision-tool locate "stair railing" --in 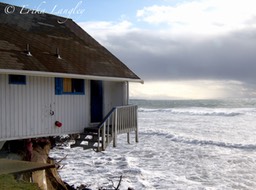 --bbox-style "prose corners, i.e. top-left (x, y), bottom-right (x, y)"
top-left (97, 105), bottom-right (138, 151)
